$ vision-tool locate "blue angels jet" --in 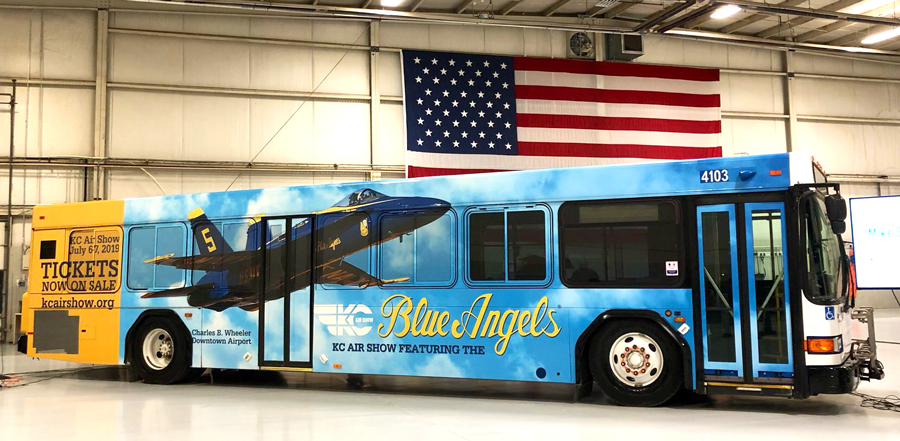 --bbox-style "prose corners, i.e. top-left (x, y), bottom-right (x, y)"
top-left (141, 189), bottom-right (451, 311)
